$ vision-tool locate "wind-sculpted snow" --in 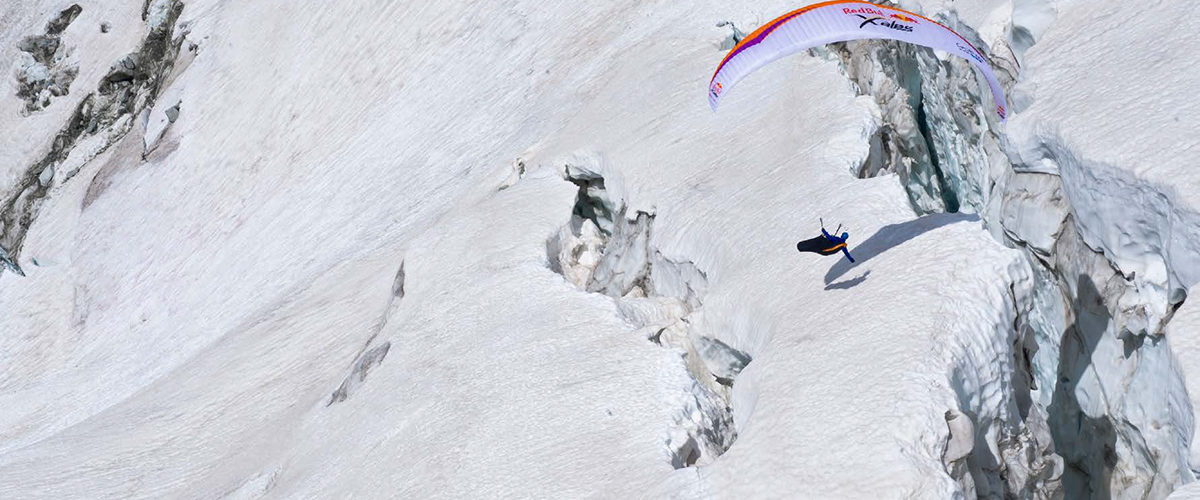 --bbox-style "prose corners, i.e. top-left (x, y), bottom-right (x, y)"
top-left (999, 2), bottom-right (1200, 495)
top-left (824, 212), bottom-right (977, 284)
top-left (538, 34), bottom-right (1055, 495)
top-left (834, 0), bottom-right (1200, 497)
top-left (1174, 483), bottom-right (1200, 500)
top-left (810, 1), bottom-right (1200, 497)
top-left (1004, 0), bottom-right (1200, 333)
top-left (0, 0), bottom-right (1186, 498)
